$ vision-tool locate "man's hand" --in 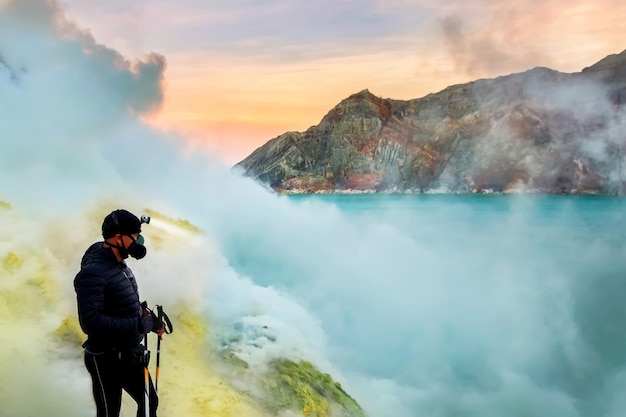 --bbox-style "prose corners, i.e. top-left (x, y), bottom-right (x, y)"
top-left (139, 302), bottom-right (165, 336)
top-left (150, 309), bottom-right (165, 336)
